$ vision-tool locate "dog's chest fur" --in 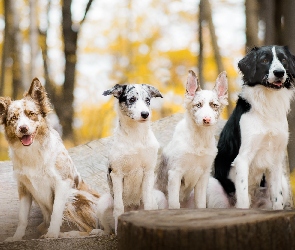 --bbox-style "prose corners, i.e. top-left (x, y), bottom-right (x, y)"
top-left (109, 119), bottom-right (159, 206)
top-left (11, 128), bottom-right (76, 210)
top-left (229, 85), bottom-right (293, 187)
top-left (160, 115), bottom-right (217, 200)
